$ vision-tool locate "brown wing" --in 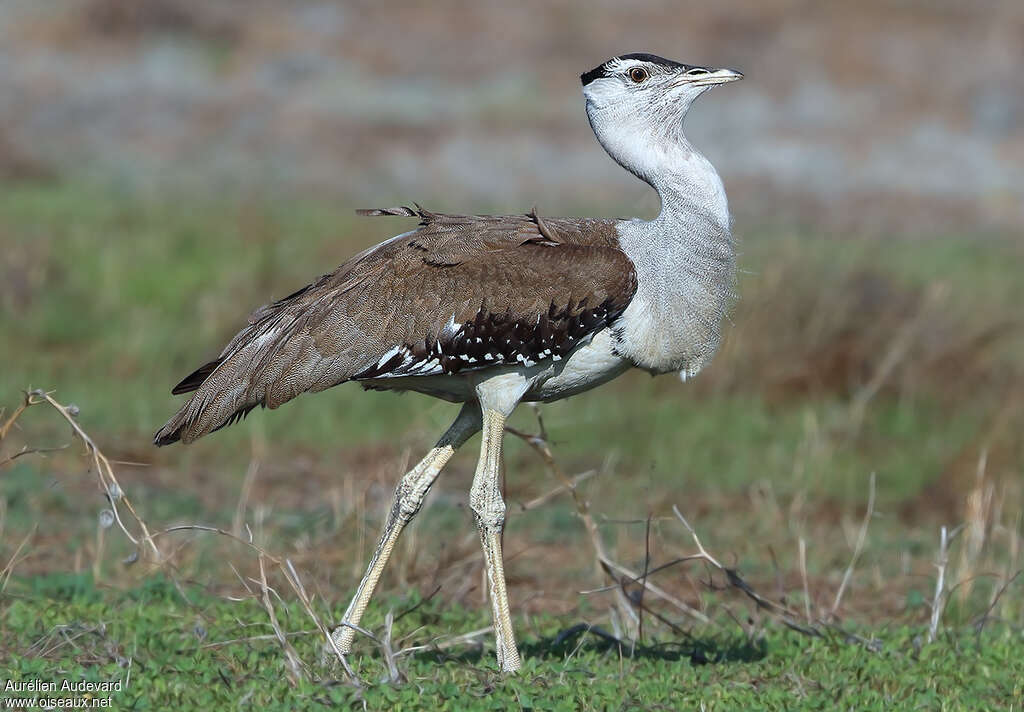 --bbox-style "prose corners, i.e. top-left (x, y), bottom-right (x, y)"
top-left (154, 208), bottom-right (636, 445)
